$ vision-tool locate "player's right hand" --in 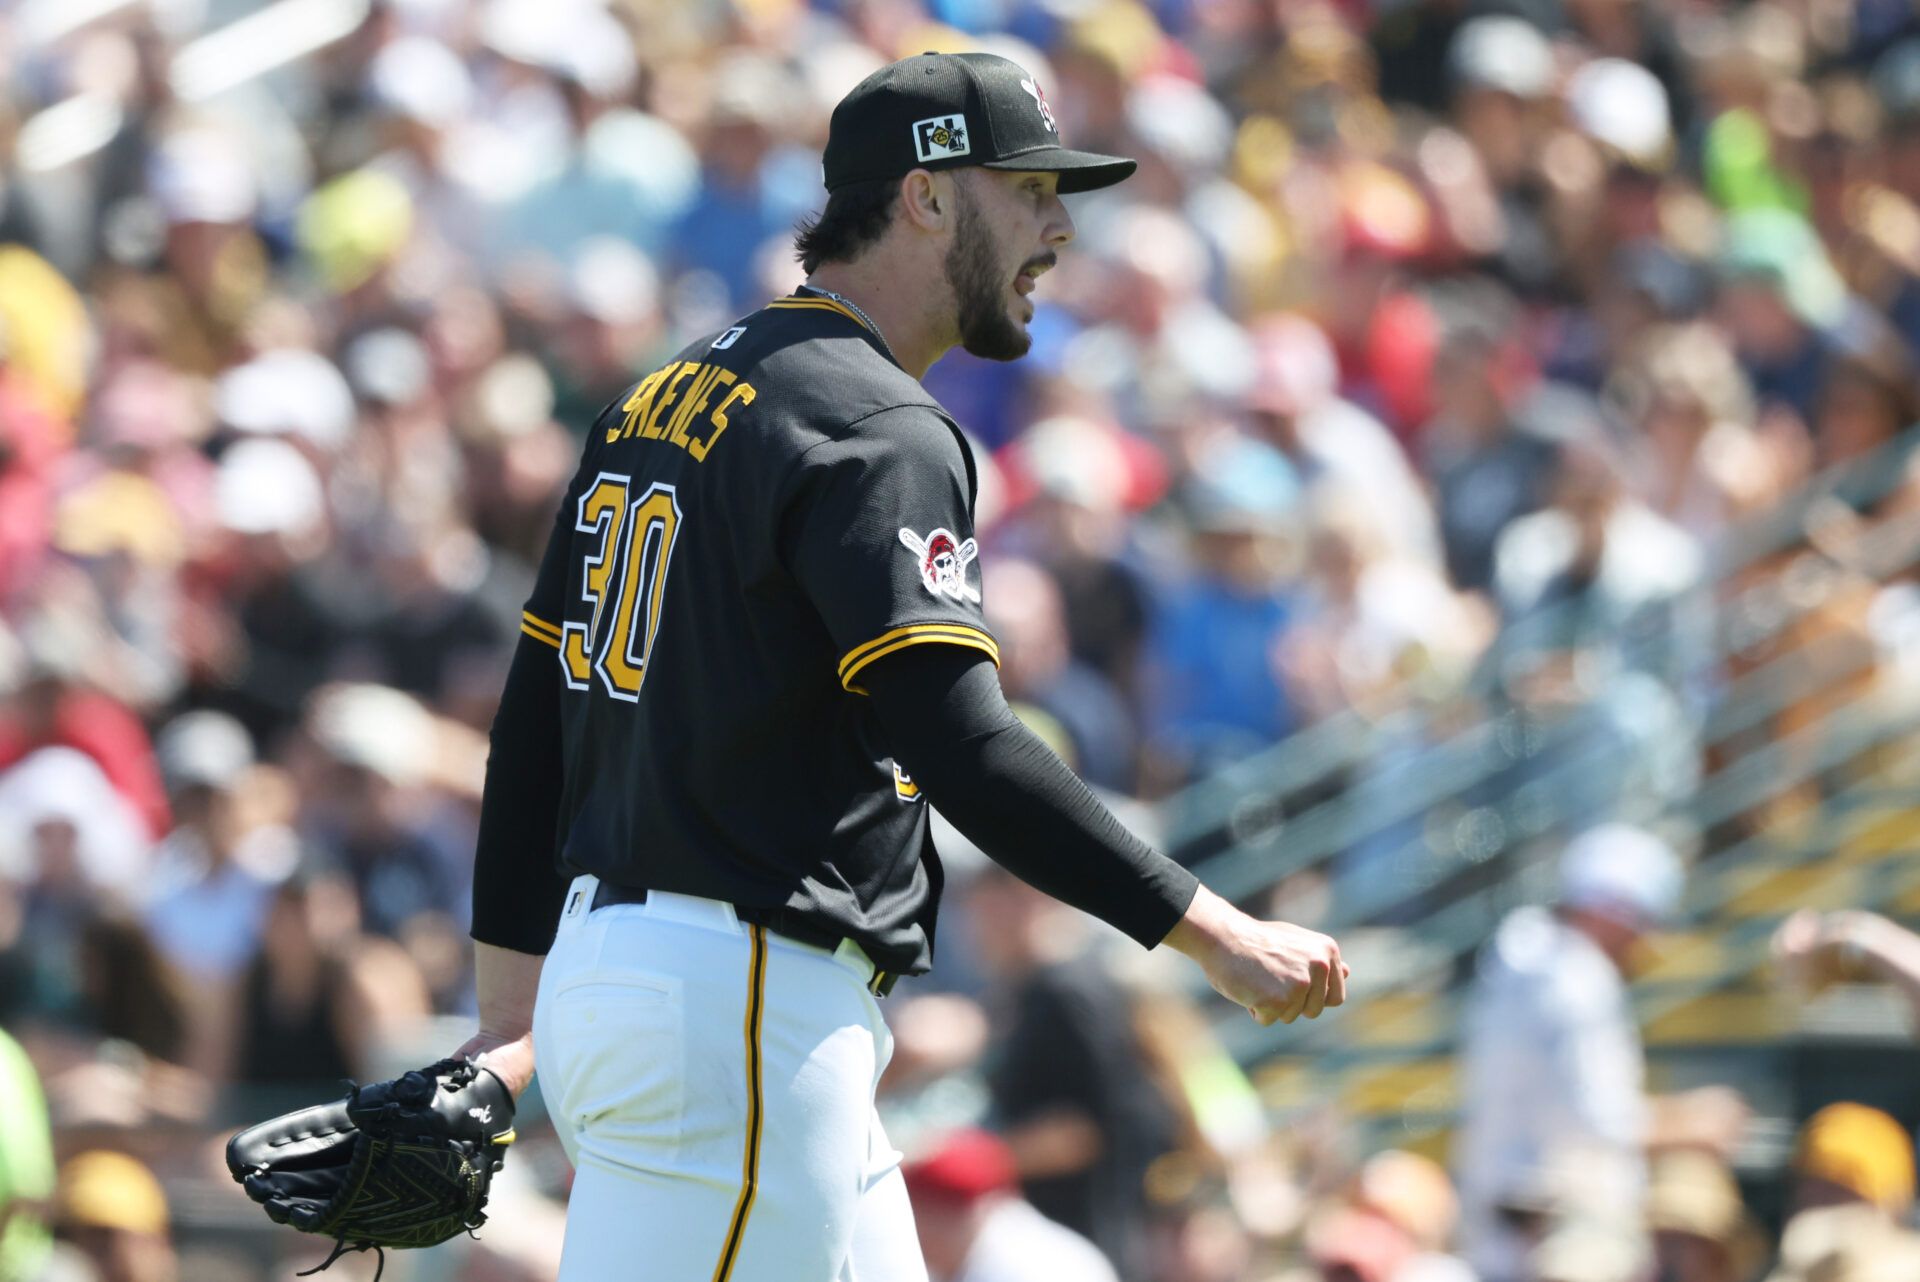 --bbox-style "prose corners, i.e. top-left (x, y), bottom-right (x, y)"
top-left (1167, 885), bottom-right (1349, 1024)
top-left (1207, 918), bottom-right (1348, 1025)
